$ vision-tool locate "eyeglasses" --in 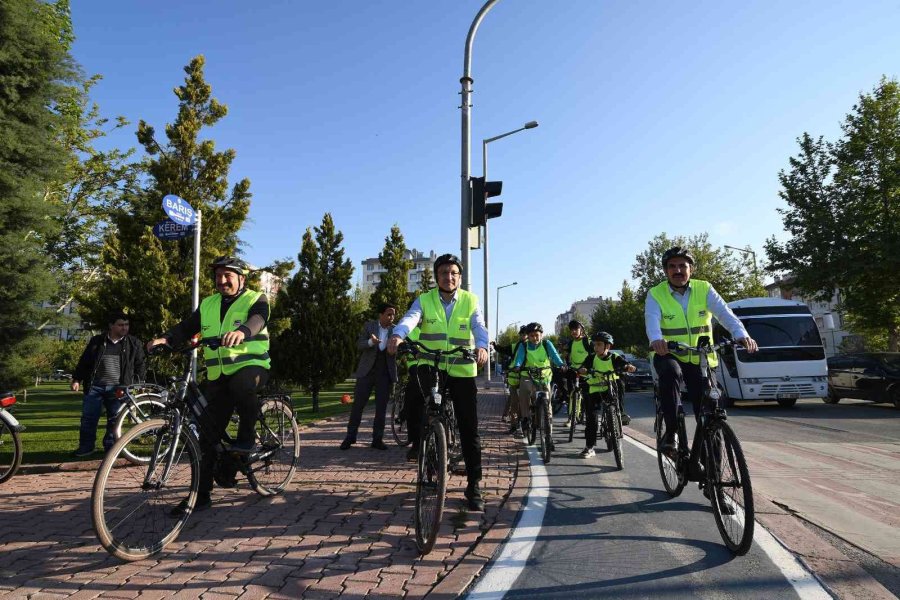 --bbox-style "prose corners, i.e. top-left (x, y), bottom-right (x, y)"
top-left (439, 270), bottom-right (461, 278)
